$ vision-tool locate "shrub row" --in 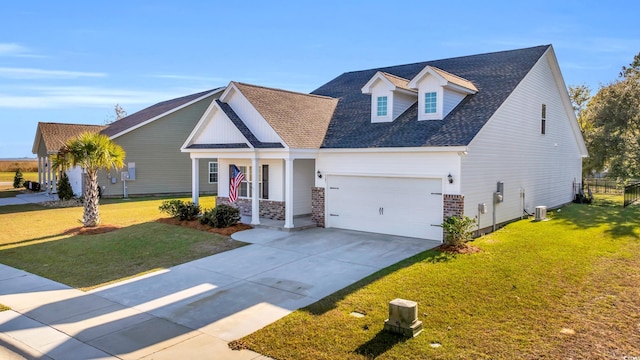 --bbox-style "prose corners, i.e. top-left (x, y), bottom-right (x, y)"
top-left (159, 200), bottom-right (240, 228)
